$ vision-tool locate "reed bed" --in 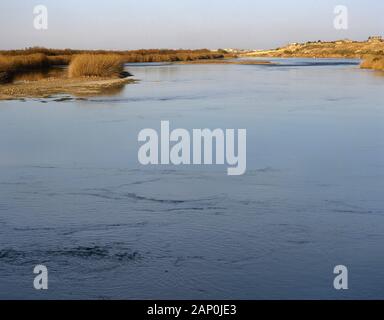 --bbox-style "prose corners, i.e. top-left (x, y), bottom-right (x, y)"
top-left (0, 53), bottom-right (49, 72)
top-left (0, 53), bottom-right (51, 83)
top-left (68, 54), bottom-right (124, 78)
top-left (0, 48), bottom-right (227, 64)
top-left (0, 48), bottom-right (228, 83)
